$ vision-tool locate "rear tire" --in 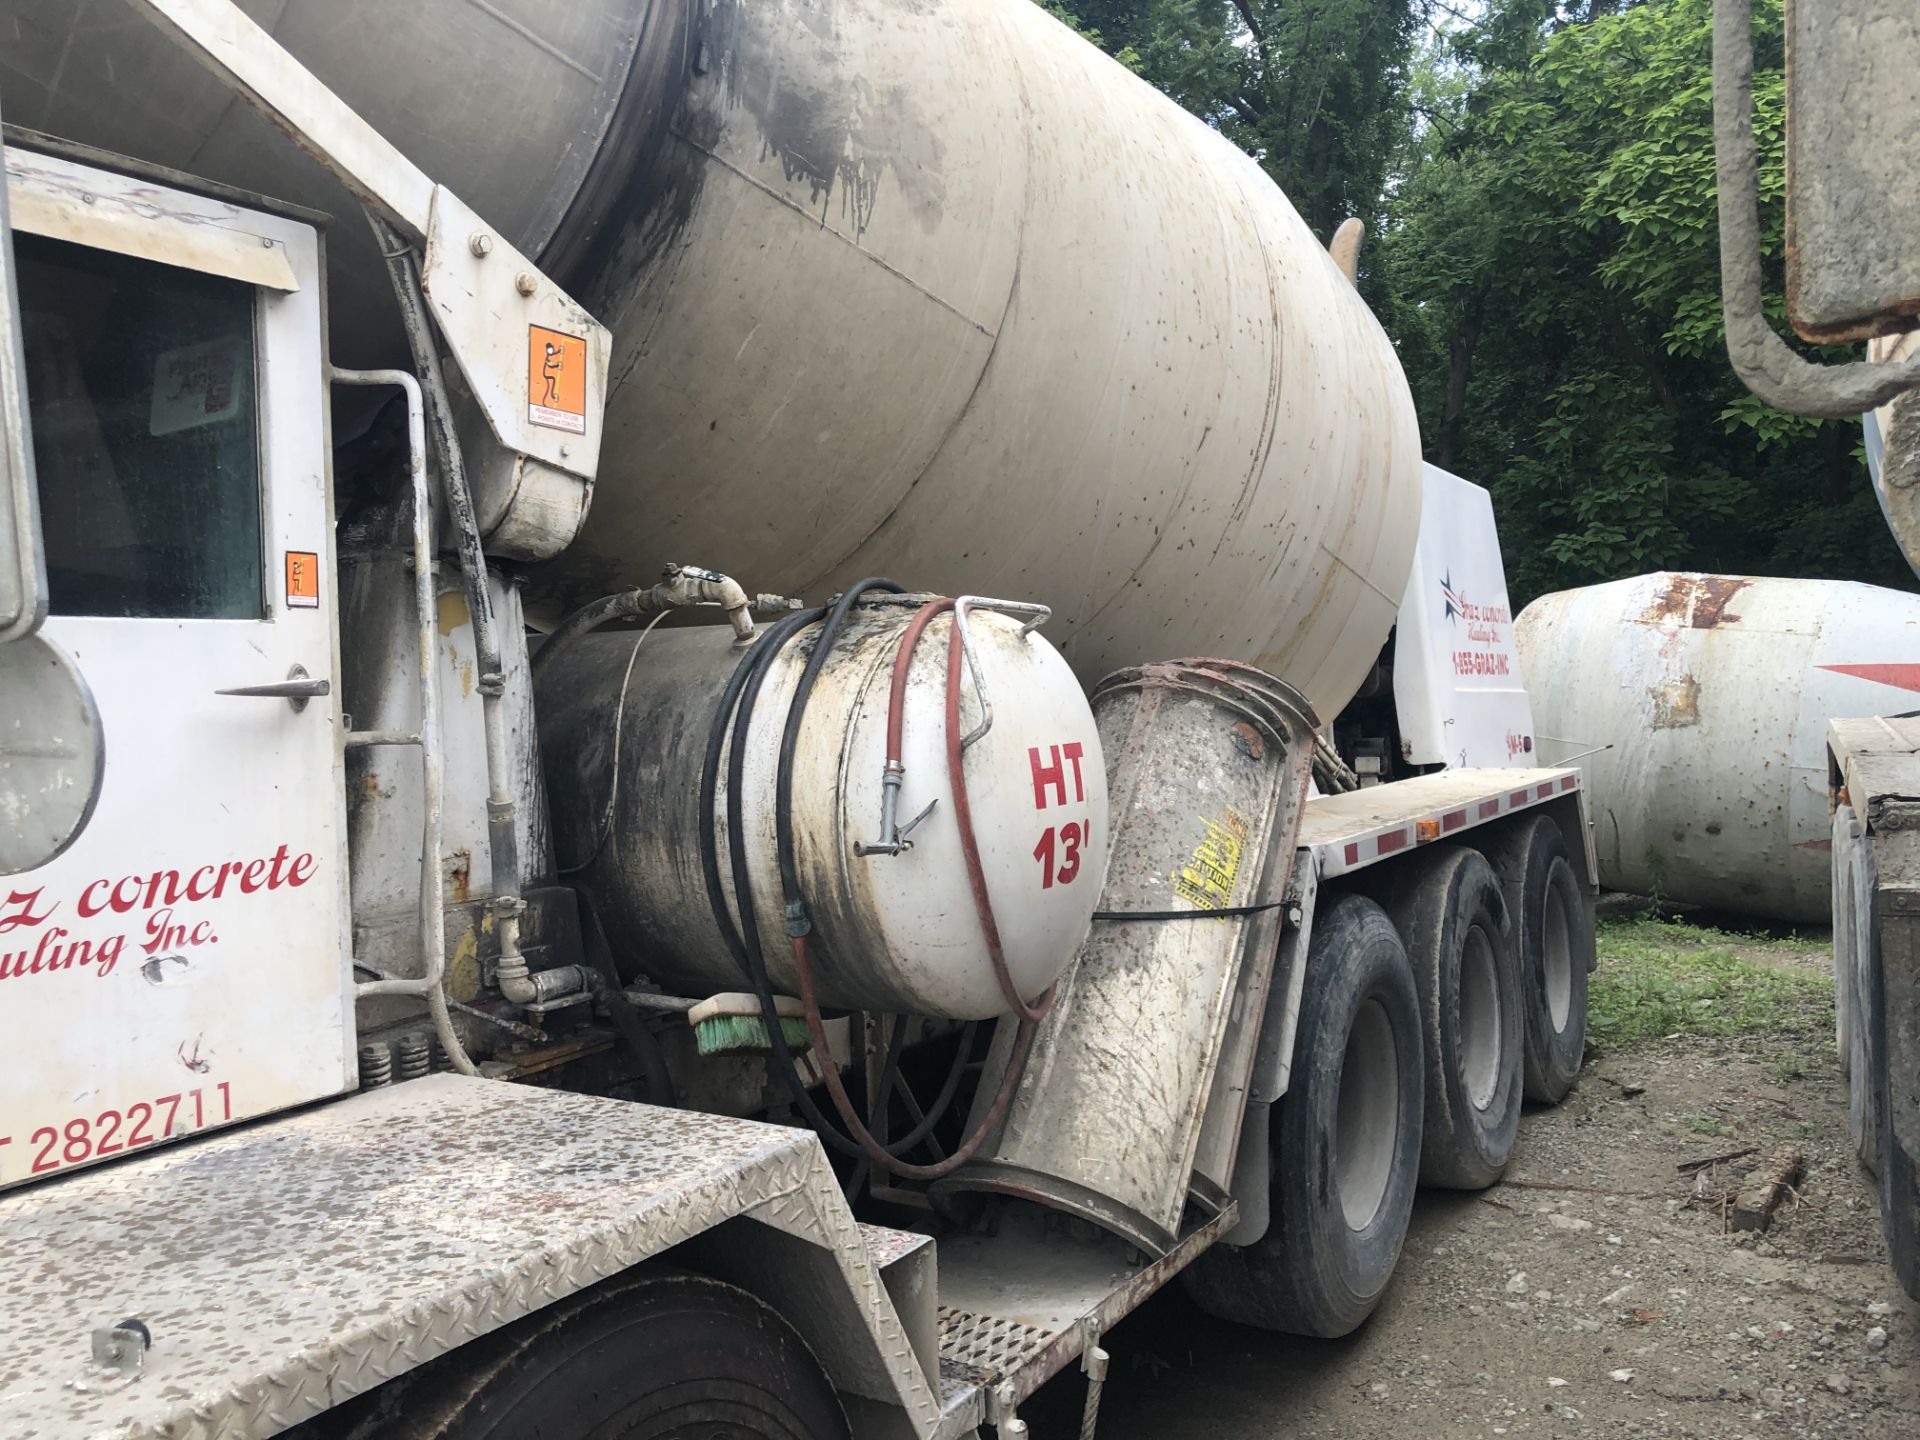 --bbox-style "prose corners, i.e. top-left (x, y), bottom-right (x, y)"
top-left (1482, 816), bottom-right (1592, 1104)
top-left (1384, 845), bottom-right (1523, 1189)
top-left (363, 1272), bottom-right (849, 1440)
top-left (1182, 893), bottom-right (1423, 1337)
